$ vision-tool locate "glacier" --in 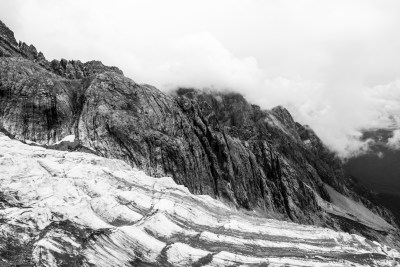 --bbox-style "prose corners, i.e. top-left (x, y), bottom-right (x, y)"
top-left (0, 132), bottom-right (399, 266)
